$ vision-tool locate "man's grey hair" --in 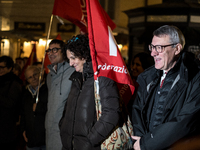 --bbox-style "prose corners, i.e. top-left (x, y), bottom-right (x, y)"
top-left (153, 25), bottom-right (185, 50)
